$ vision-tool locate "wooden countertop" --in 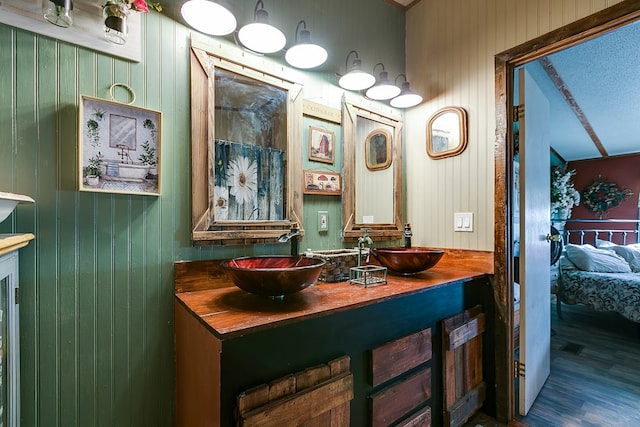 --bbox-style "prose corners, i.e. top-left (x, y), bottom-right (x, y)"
top-left (175, 264), bottom-right (488, 339)
top-left (0, 233), bottom-right (35, 256)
